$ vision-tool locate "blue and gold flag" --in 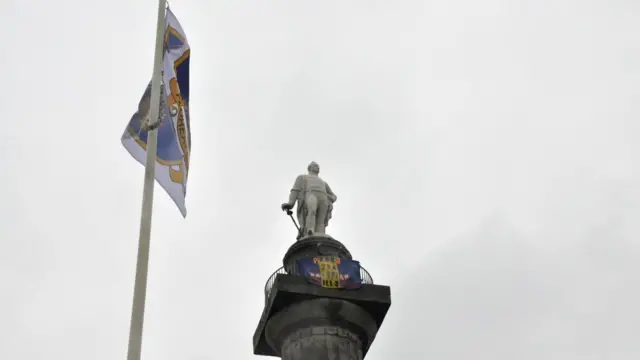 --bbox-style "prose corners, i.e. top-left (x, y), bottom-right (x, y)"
top-left (121, 8), bottom-right (191, 217)
top-left (296, 256), bottom-right (363, 289)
